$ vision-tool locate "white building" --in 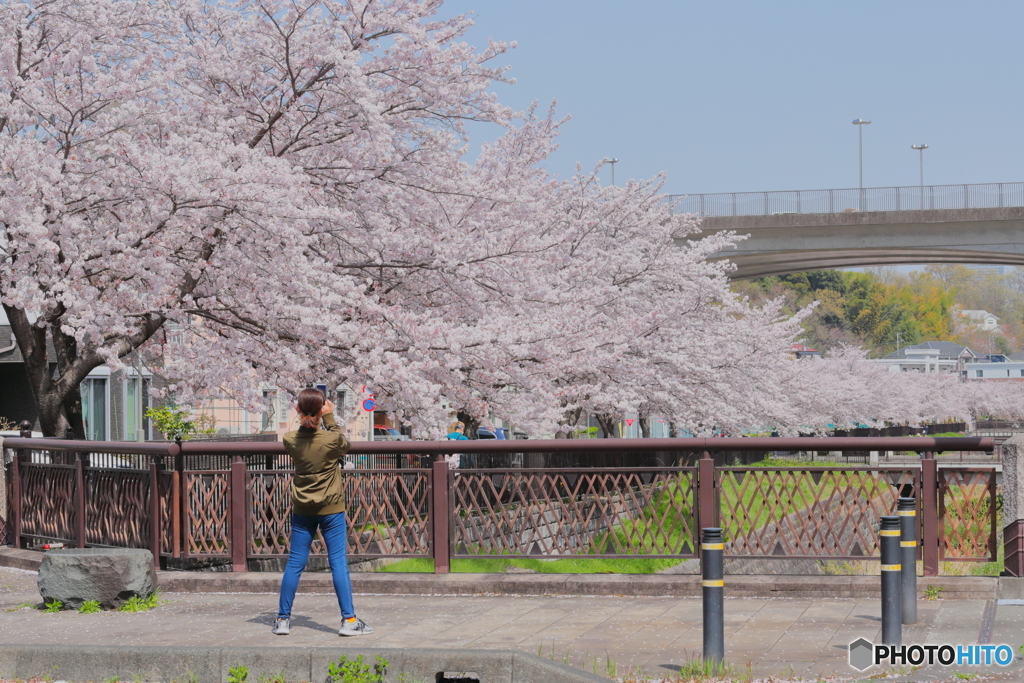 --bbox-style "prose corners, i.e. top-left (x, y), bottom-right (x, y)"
top-left (957, 309), bottom-right (1000, 332)
top-left (878, 342), bottom-right (975, 376)
top-left (964, 357), bottom-right (1024, 380)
